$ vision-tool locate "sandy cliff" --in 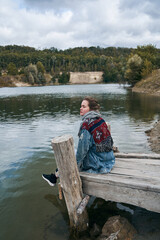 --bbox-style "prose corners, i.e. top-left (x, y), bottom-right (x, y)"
top-left (69, 72), bottom-right (103, 84)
